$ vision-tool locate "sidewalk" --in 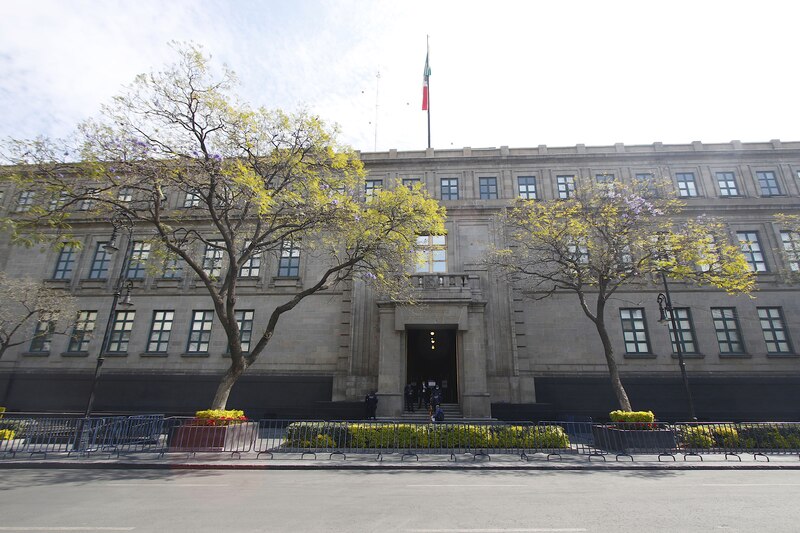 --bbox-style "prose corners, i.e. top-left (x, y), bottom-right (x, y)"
top-left (2, 450), bottom-right (799, 470)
